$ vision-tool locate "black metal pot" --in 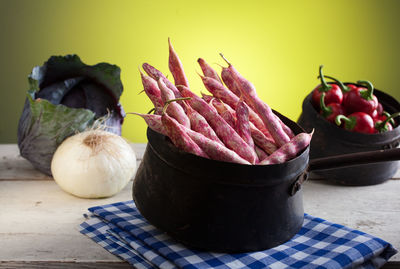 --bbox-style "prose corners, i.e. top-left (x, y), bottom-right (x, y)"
top-left (298, 86), bottom-right (400, 185)
top-left (133, 111), bottom-right (400, 253)
top-left (133, 113), bottom-right (307, 253)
